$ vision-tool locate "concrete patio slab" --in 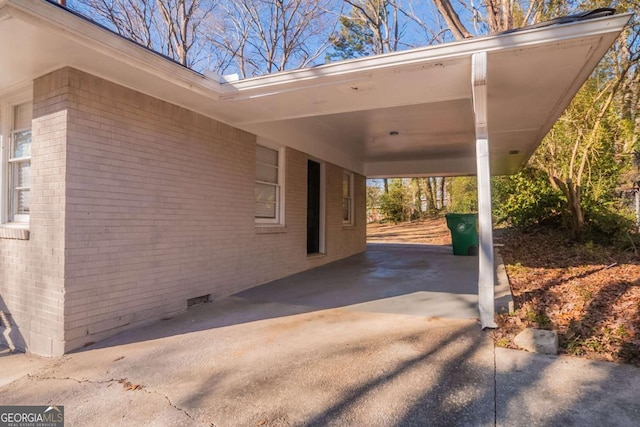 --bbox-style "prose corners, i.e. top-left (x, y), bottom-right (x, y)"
top-left (0, 348), bottom-right (49, 388)
top-left (237, 243), bottom-right (497, 320)
top-left (2, 243), bottom-right (636, 426)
